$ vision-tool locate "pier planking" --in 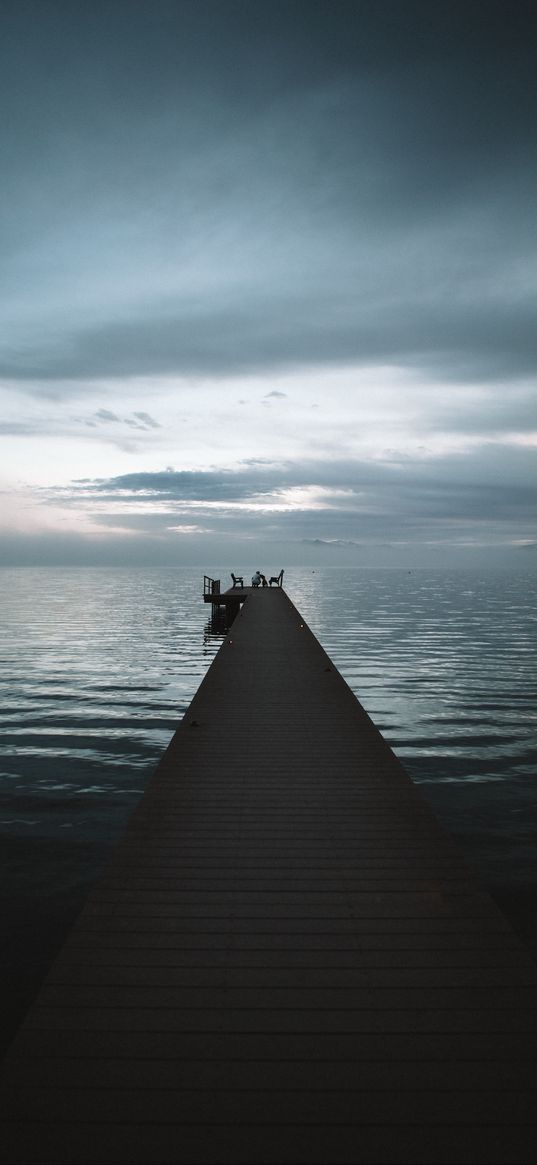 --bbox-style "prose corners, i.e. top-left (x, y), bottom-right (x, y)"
top-left (1, 585), bottom-right (537, 1163)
